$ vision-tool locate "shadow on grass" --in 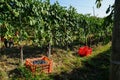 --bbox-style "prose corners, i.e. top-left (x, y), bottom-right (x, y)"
top-left (0, 45), bottom-right (48, 59)
top-left (0, 44), bottom-right (111, 80)
top-left (50, 47), bottom-right (111, 80)
top-left (0, 46), bottom-right (48, 71)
